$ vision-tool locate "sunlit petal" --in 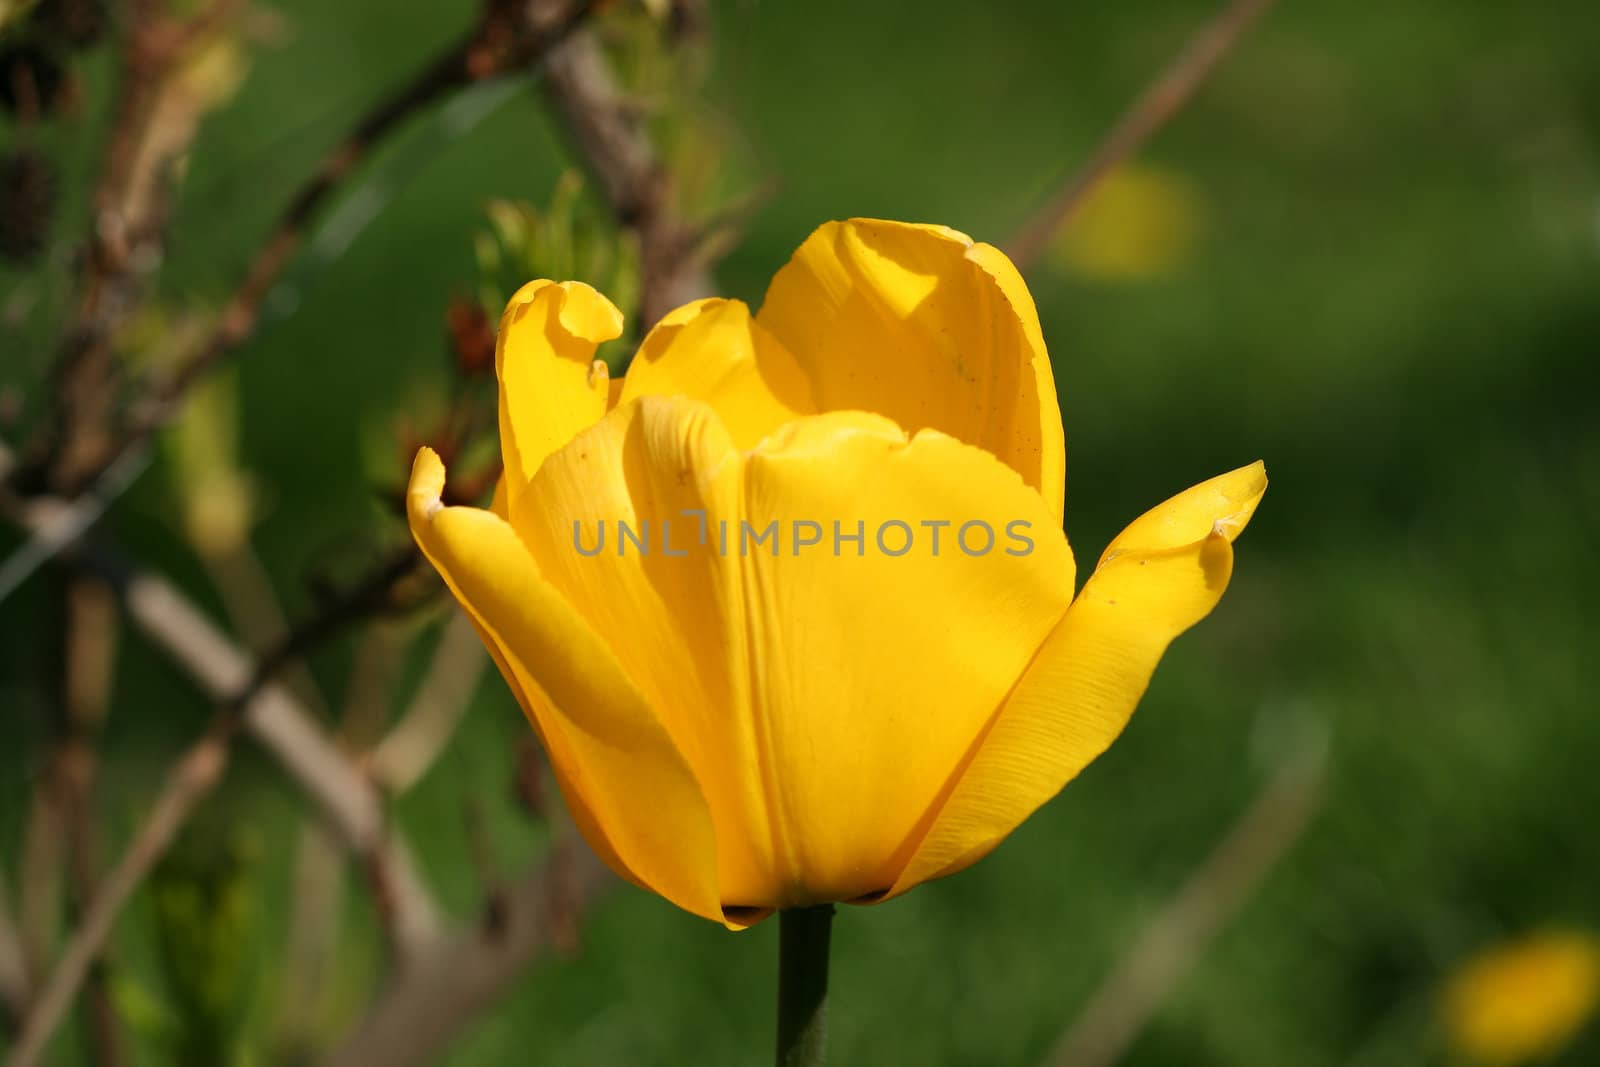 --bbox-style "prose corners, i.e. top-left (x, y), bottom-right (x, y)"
top-left (889, 462), bottom-right (1266, 893)
top-left (619, 297), bottom-right (816, 447)
top-left (757, 219), bottom-right (1065, 519)
top-left (495, 280), bottom-right (623, 512)
top-left (407, 447), bottom-right (725, 923)
top-left (738, 413), bottom-right (1075, 903)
